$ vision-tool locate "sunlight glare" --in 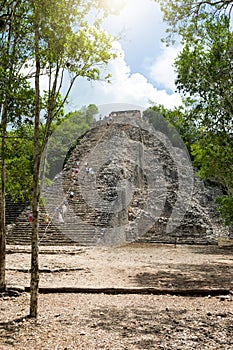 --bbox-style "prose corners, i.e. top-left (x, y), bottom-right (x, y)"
top-left (102, 0), bottom-right (126, 12)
